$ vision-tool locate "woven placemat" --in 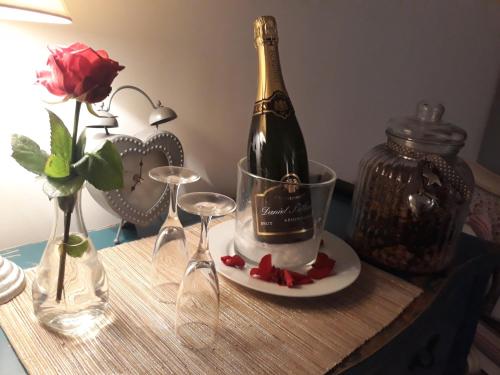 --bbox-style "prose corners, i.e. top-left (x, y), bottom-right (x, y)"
top-left (0, 220), bottom-right (422, 374)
